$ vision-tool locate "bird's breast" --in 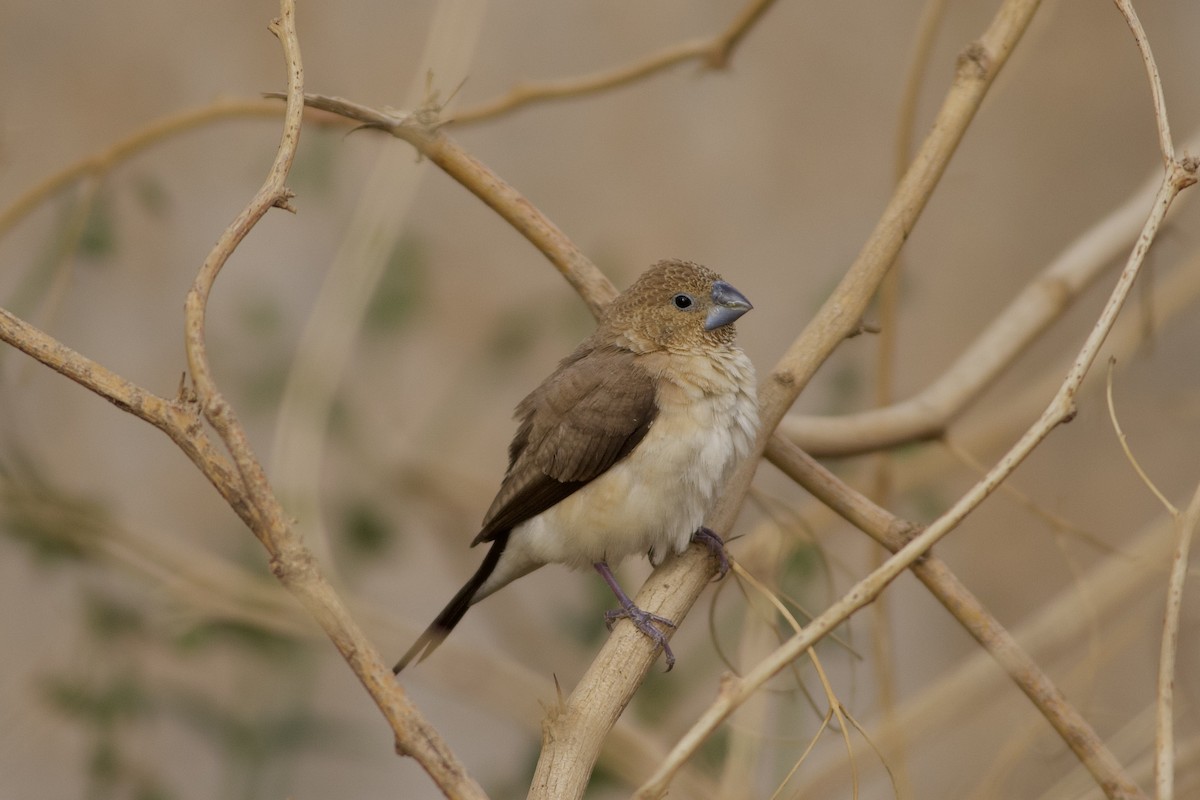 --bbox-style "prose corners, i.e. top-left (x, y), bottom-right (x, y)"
top-left (511, 346), bottom-right (757, 569)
